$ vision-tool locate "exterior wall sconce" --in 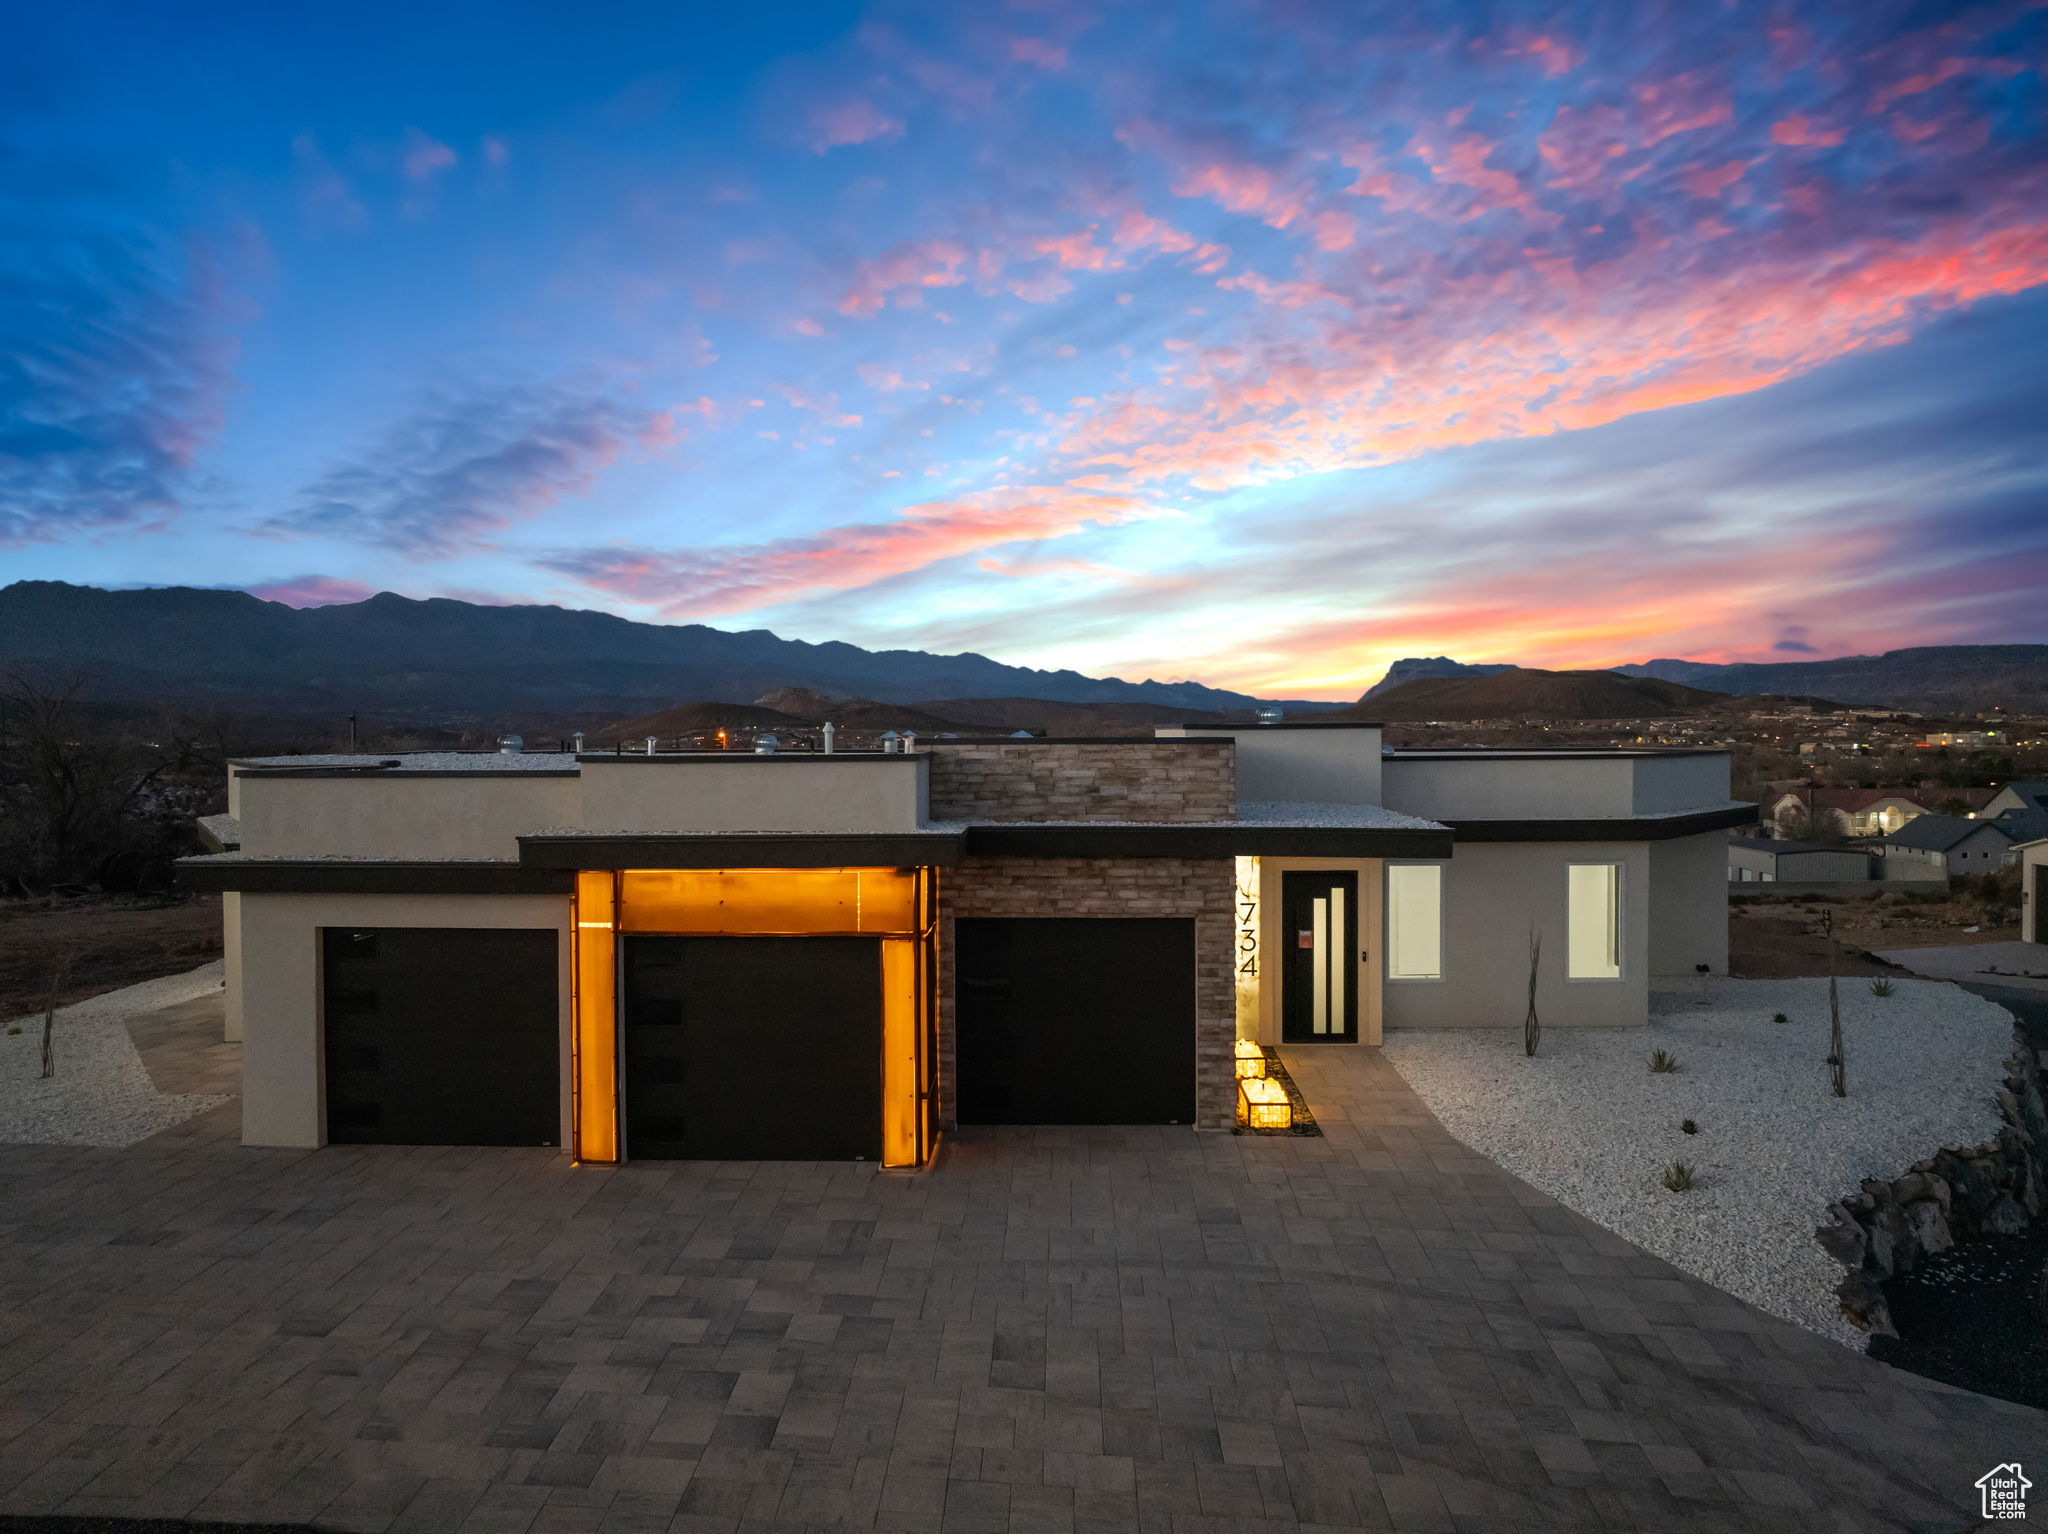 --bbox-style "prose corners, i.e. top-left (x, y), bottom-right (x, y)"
top-left (1240, 1076), bottom-right (1291, 1130)
top-left (1234, 1039), bottom-right (1267, 1080)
